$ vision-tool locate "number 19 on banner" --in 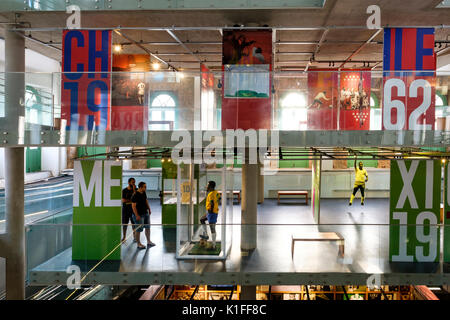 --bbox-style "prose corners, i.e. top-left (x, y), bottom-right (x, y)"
top-left (389, 160), bottom-right (440, 262)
